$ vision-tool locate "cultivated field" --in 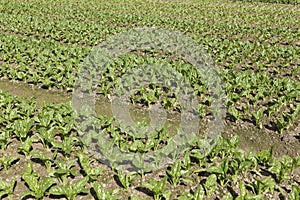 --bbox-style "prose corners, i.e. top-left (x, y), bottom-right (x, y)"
top-left (0, 0), bottom-right (299, 199)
